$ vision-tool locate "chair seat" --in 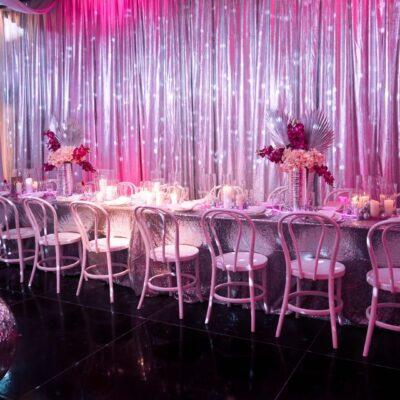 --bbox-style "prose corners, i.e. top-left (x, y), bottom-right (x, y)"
top-left (1, 227), bottom-right (35, 240)
top-left (291, 258), bottom-right (345, 279)
top-left (88, 237), bottom-right (130, 252)
top-left (39, 232), bottom-right (81, 246)
top-left (216, 251), bottom-right (268, 272)
top-left (151, 244), bottom-right (199, 262)
top-left (366, 268), bottom-right (400, 291)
